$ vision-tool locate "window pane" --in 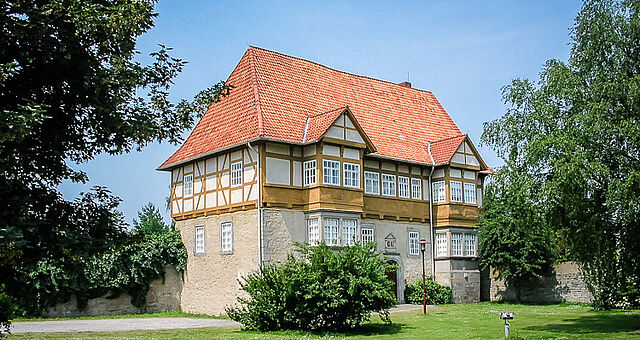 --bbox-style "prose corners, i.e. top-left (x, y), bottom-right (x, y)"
top-left (409, 231), bottom-right (419, 255)
top-left (231, 161), bottom-right (242, 187)
top-left (184, 174), bottom-right (193, 197)
top-left (451, 233), bottom-right (462, 256)
top-left (411, 178), bottom-right (422, 200)
top-left (323, 218), bottom-right (339, 246)
top-left (398, 176), bottom-right (410, 198)
top-left (361, 228), bottom-right (374, 244)
top-left (195, 226), bottom-right (205, 254)
top-left (432, 181), bottom-right (445, 203)
top-left (382, 174), bottom-right (396, 196)
top-left (307, 218), bottom-right (319, 245)
top-left (342, 219), bottom-right (357, 246)
top-left (221, 222), bottom-right (233, 253)
top-left (465, 234), bottom-right (476, 256)
top-left (304, 160), bottom-right (317, 186)
top-left (343, 163), bottom-right (360, 188)
top-left (450, 181), bottom-right (463, 203)
top-left (323, 160), bottom-right (340, 185)
top-left (364, 172), bottom-right (380, 195)
top-left (464, 183), bottom-right (476, 204)
top-left (436, 233), bottom-right (447, 256)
